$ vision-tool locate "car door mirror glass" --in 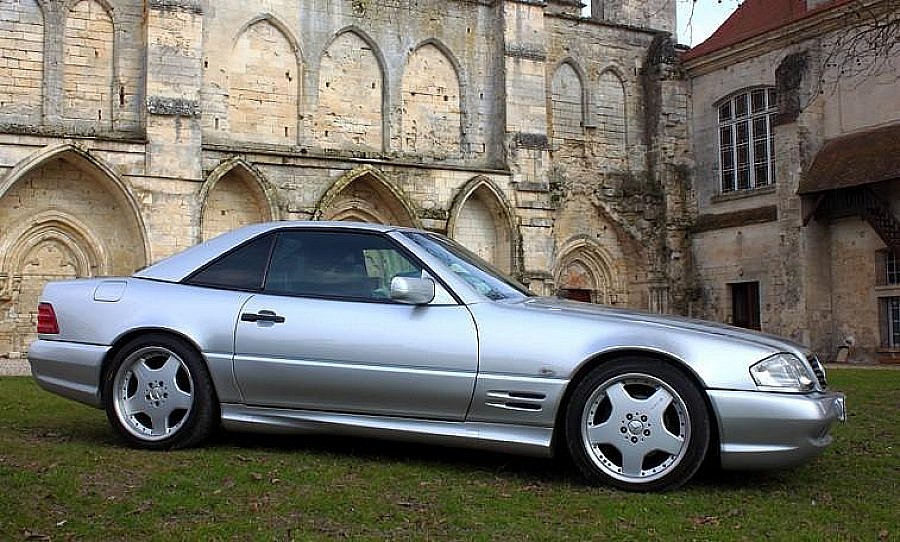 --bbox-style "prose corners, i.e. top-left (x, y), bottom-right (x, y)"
top-left (390, 276), bottom-right (436, 305)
